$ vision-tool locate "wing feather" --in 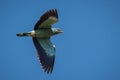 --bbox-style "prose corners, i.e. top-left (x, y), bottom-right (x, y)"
top-left (33, 38), bottom-right (55, 73)
top-left (34, 9), bottom-right (58, 30)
